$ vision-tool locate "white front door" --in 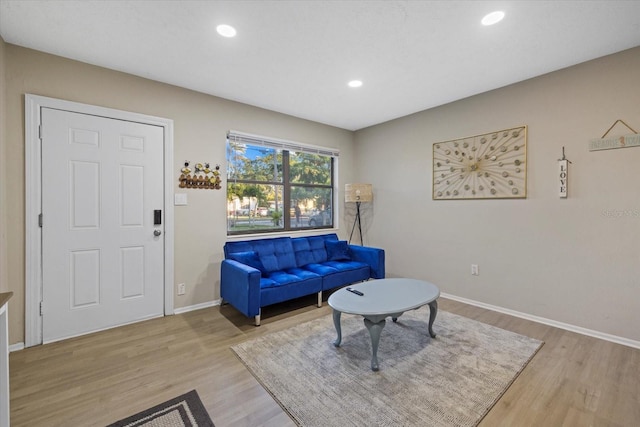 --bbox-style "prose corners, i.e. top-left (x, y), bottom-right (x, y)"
top-left (41, 108), bottom-right (165, 343)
